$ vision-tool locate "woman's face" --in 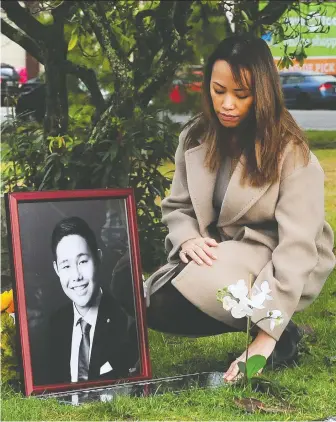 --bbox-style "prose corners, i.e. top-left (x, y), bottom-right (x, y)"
top-left (210, 60), bottom-right (253, 128)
